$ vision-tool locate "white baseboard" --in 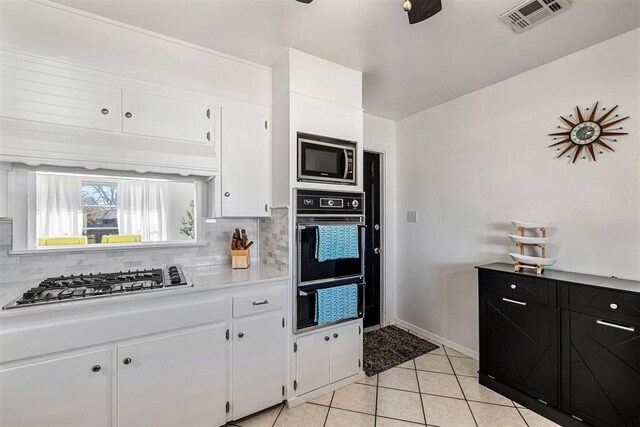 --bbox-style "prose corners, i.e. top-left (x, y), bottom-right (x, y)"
top-left (394, 318), bottom-right (479, 360)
